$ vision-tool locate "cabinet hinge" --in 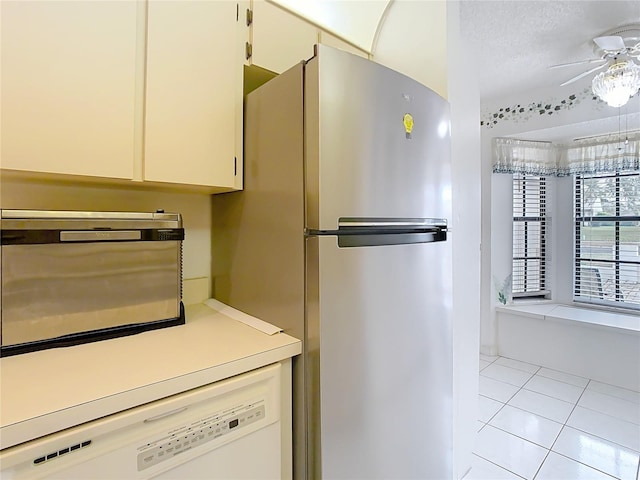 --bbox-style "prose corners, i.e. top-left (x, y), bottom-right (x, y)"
top-left (246, 8), bottom-right (253, 26)
top-left (234, 157), bottom-right (237, 176)
top-left (245, 42), bottom-right (252, 60)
